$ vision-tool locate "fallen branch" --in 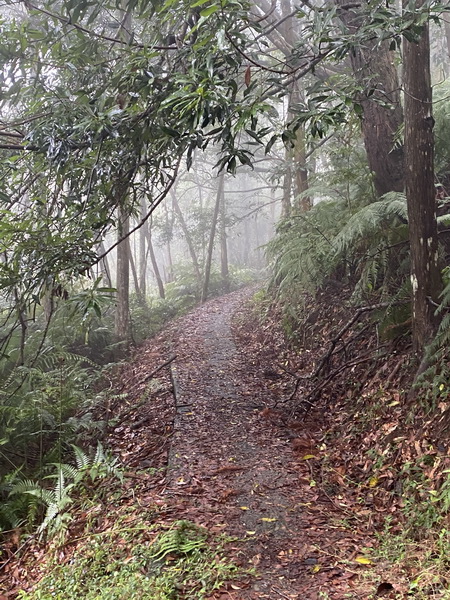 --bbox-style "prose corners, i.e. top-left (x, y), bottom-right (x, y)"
top-left (313, 302), bottom-right (396, 378)
top-left (139, 355), bottom-right (177, 385)
top-left (298, 350), bottom-right (388, 414)
top-left (281, 301), bottom-right (408, 407)
top-left (0, 533), bottom-right (37, 573)
top-left (114, 356), bottom-right (177, 424)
